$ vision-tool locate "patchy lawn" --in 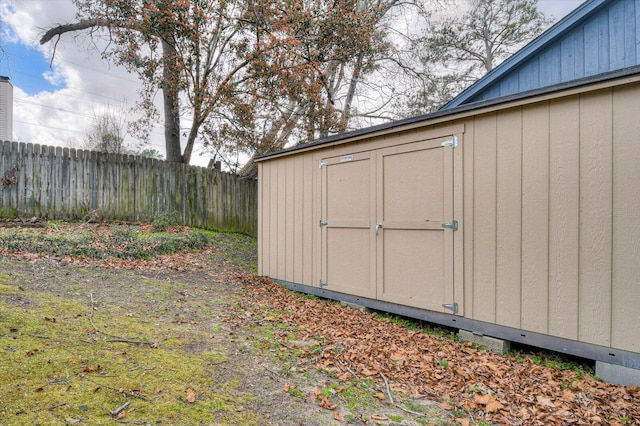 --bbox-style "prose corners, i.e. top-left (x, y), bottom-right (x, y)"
top-left (0, 221), bottom-right (638, 425)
